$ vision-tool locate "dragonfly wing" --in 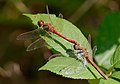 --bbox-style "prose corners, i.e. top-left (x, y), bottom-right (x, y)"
top-left (54, 14), bottom-right (64, 32)
top-left (26, 38), bottom-right (45, 51)
top-left (17, 29), bottom-right (39, 40)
